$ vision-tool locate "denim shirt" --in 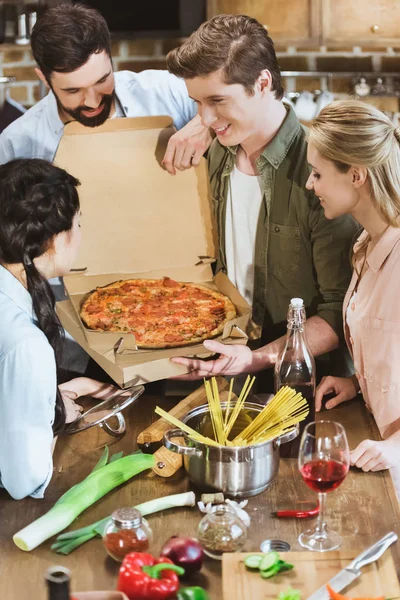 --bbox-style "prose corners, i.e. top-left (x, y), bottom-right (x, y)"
top-left (0, 266), bottom-right (56, 499)
top-left (0, 70), bottom-right (197, 164)
top-left (208, 105), bottom-right (359, 376)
